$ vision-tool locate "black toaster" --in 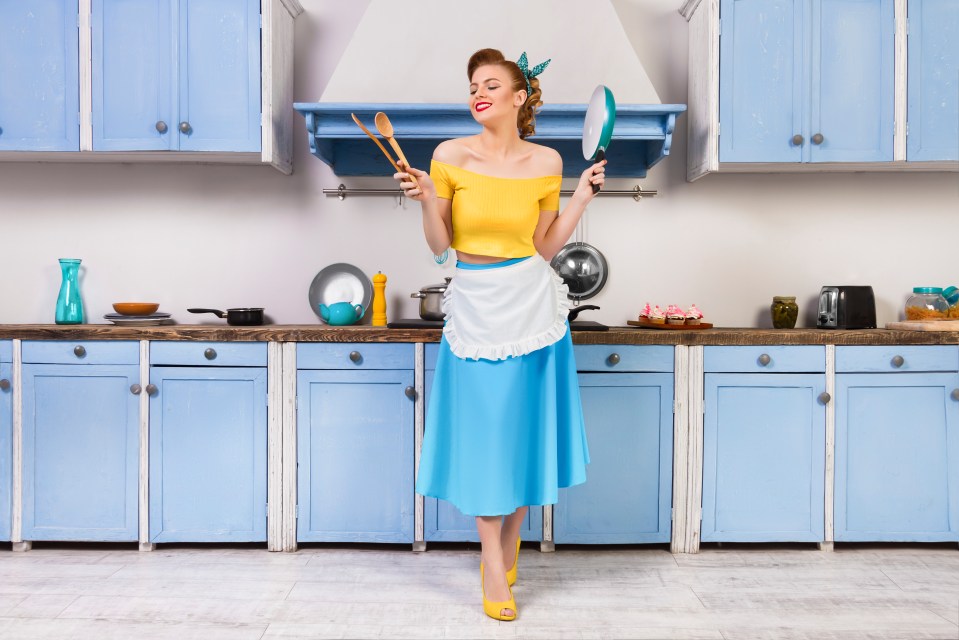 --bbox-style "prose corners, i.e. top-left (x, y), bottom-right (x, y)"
top-left (817, 286), bottom-right (877, 329)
